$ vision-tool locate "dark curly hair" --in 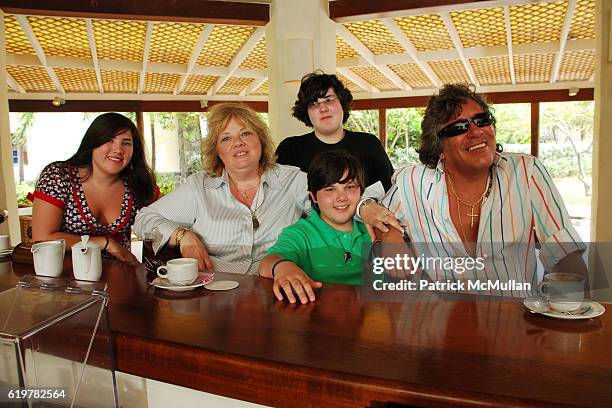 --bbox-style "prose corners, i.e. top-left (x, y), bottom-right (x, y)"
top-left (307, 150), bottom-right (365, 194)
top-left (417, 83), bottom-right (496, 169)
top-left (66, 112), bottom-right (156, 206)
top-left (292, 71), bottom-right (353, 127)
